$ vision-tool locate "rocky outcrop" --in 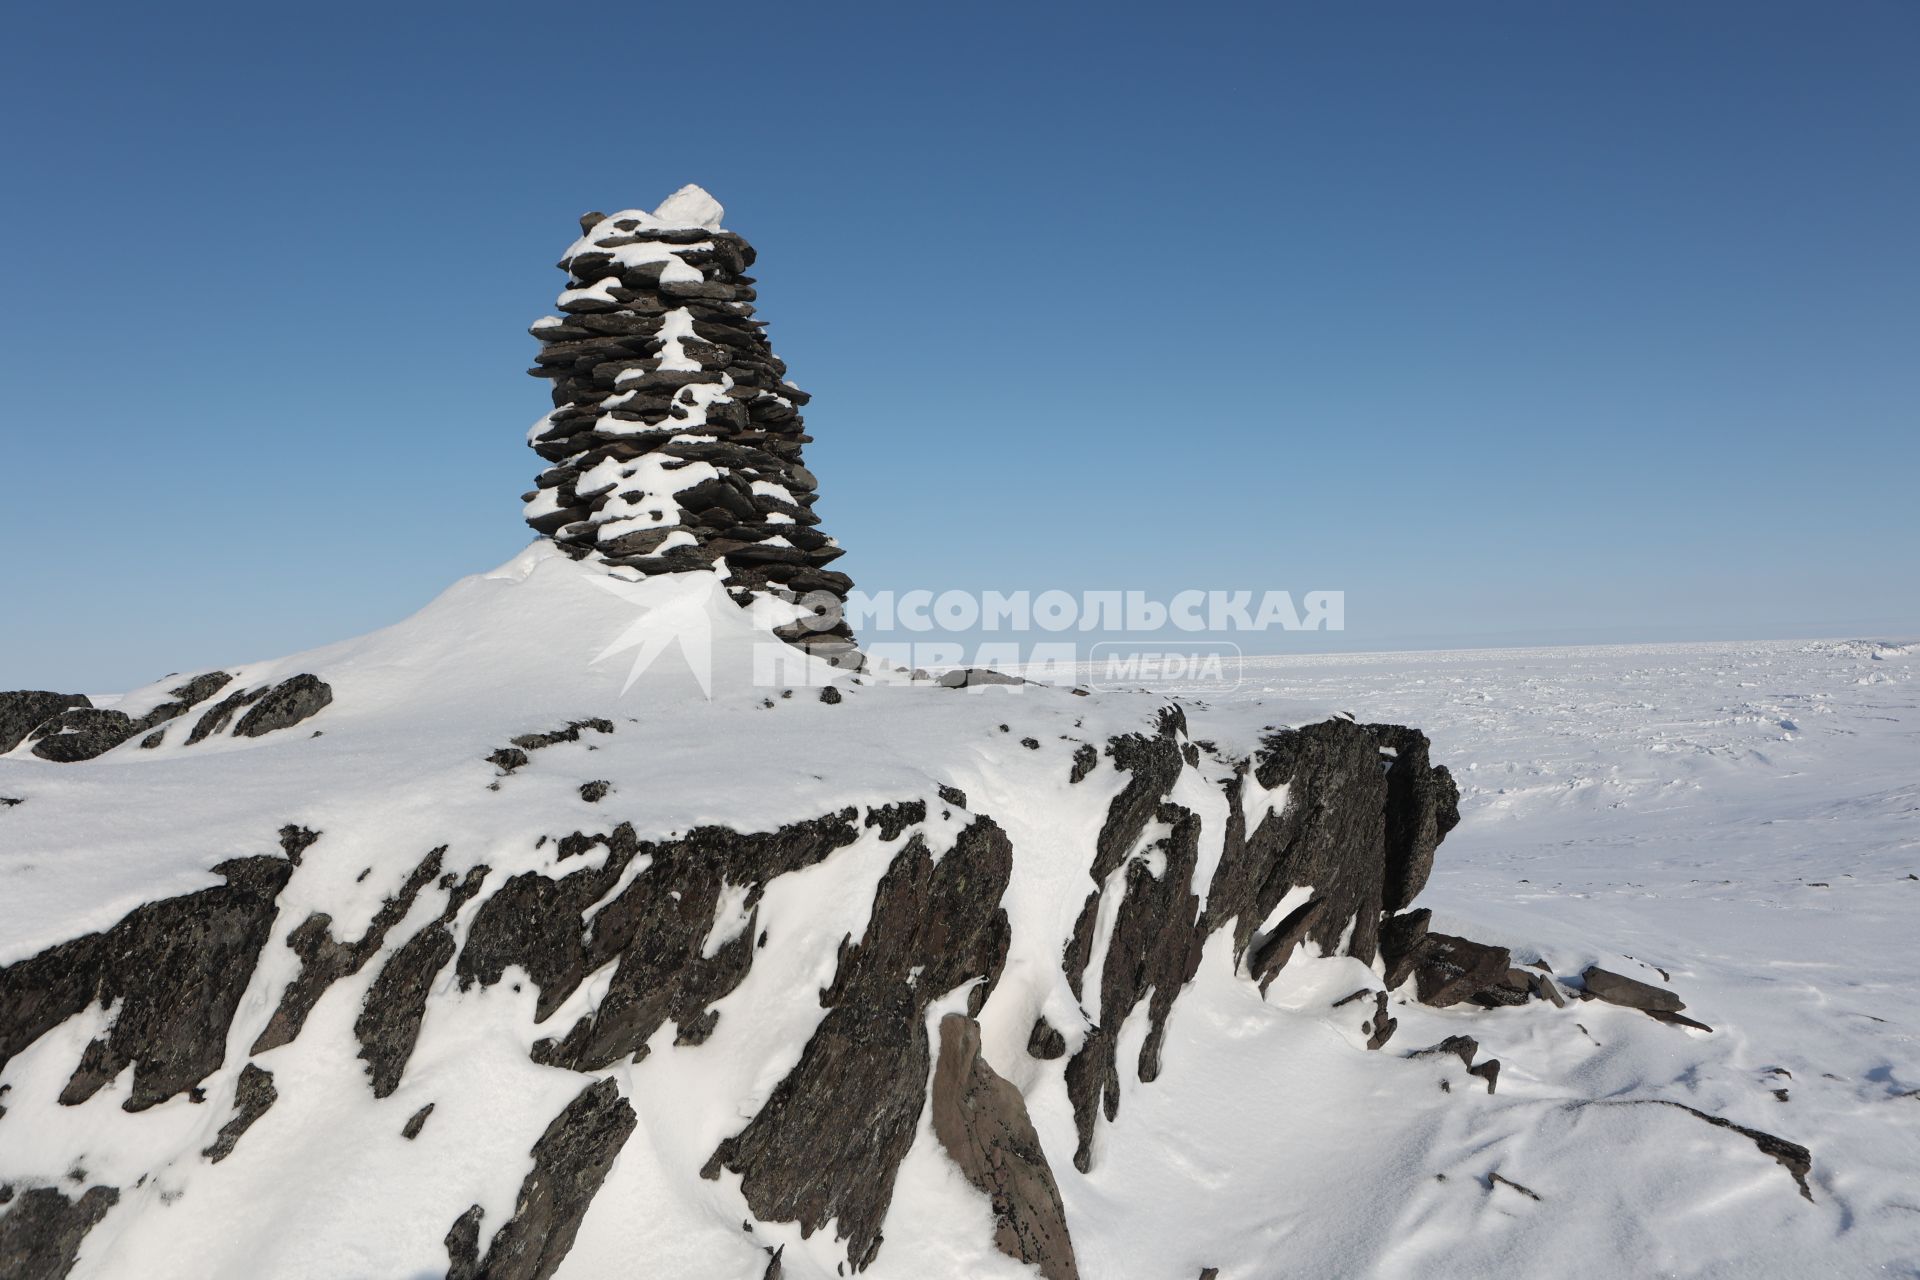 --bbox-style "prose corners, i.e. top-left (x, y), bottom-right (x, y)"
top-left (188, 674), bottom-right (329, 745)
top-left (5, 673), bottom-right (238, 761)
top-left (0, 692), bottom-right (91, 755)
top-left (931, 1013), bottom-right (1078, 1280)
top-left (445, 1077), bottom-right (638, 1280)
top-left (0, 854), bottom-right (291, 1110)
top-left (232, 674), bottom-right (332, 738)
top-left (201, 1063), bottom-right (278, 1163)
top-left (702, 817), bottom-right (1013, 1270)
top-left (0, 672), bottom-right (330, 761)
top-left (522, 187), bottom-right (855, 661)
top-left (0, 702), bottom-right (1521, 1274)
top-left (1580, 965), bottom-right (1685, 1012)
top-left (0, 1185), bottom-right (119, 1280)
